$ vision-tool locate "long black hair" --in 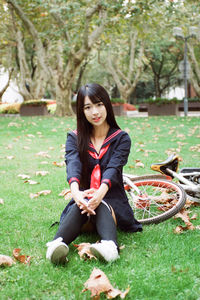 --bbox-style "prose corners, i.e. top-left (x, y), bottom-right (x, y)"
top-left (76, 83), bottom-right (120, 187)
